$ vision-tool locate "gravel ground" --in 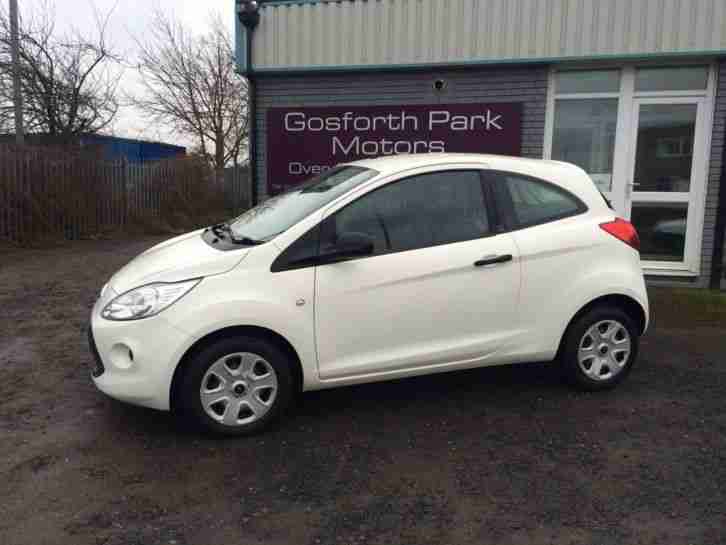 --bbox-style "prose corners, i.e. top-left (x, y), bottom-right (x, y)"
top-left (1, 237), bottom-right (725, 545)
